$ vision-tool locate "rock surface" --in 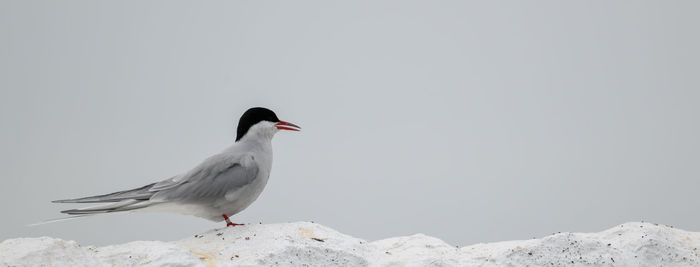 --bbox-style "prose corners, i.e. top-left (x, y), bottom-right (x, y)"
top-left (1, 222), bottom-right (699, 266)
